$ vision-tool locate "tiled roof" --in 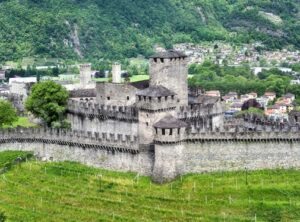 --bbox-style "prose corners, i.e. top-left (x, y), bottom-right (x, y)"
top-left (154, 115), bottom-right (188, 129)
top-left (136, 85), bottom-right (176, 97)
